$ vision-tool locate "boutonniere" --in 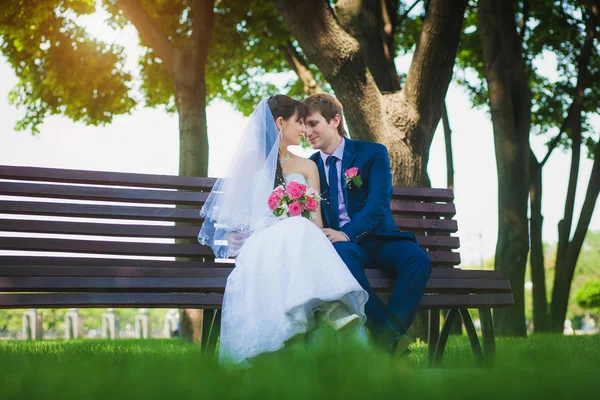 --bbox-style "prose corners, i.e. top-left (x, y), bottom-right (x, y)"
top-left (344, 167), bottom-right (363, 189)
